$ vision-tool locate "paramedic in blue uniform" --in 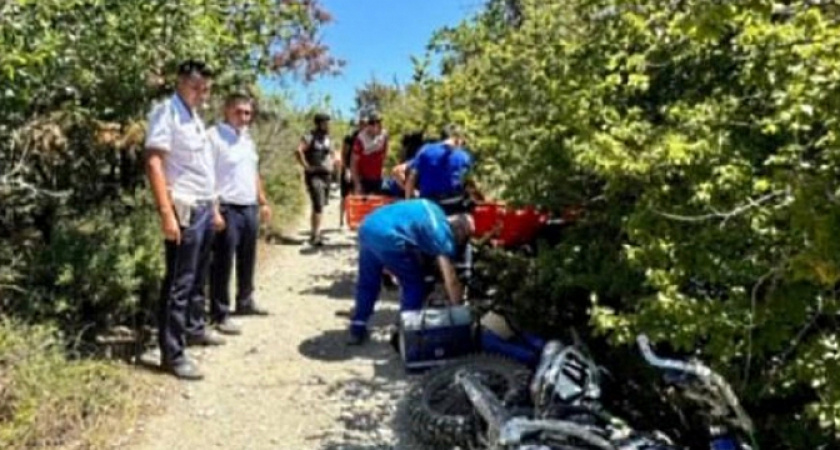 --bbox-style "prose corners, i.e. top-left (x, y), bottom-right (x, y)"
top-left (208, 93), bottom-right (272, 337)
top-left (348, 199), bottom-right (475, 345)
top-left (404, 124), bottom-right (474, 215)
top-left (145, 60), bottom-right (224, 381)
